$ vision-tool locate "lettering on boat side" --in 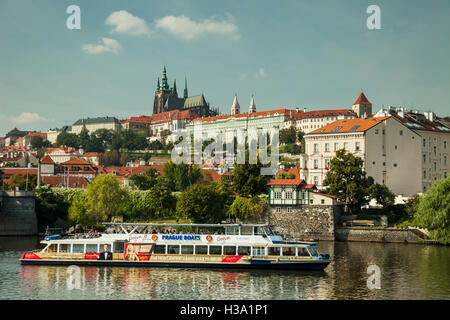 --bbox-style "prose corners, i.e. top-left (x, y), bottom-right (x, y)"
top-left (161, 235), bottom-right (201, 241)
